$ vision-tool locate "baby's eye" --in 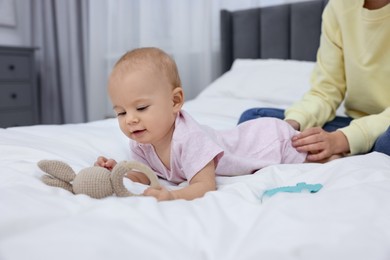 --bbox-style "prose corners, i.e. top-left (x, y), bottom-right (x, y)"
top-left (137, 106), bottom-right (149, 111)
top-left (116, 111), bottom-right (126, 117)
